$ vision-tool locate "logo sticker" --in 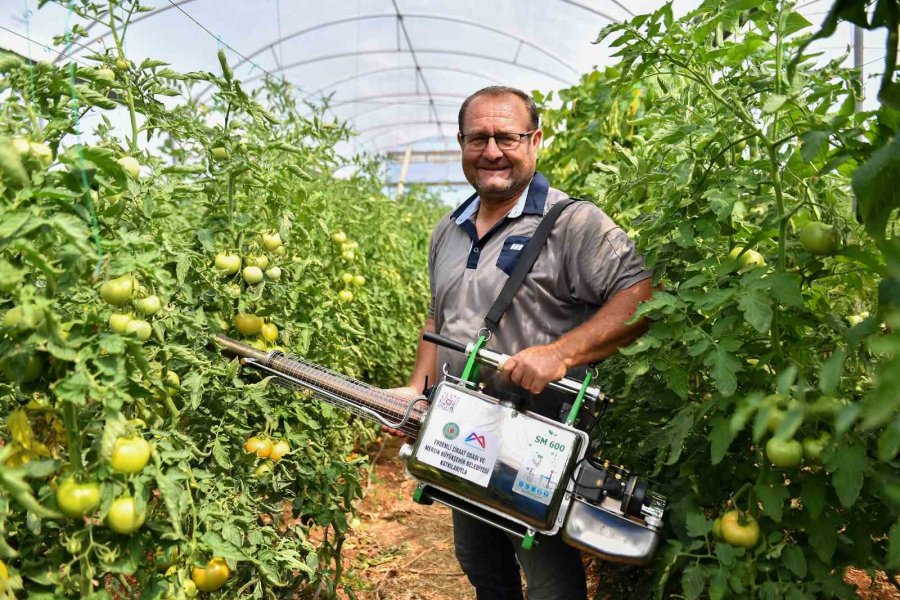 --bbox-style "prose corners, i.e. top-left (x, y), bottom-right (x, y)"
top-left (442, 422), bottom-right (460, 440)
top-left (438, 394), bottom-right (458, 413)
top-left (465, 431), bottom-right (487, 449)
